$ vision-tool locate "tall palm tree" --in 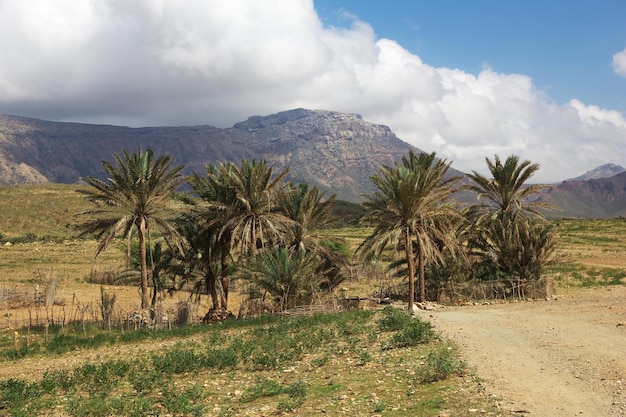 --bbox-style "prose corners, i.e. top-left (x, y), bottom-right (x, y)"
top-left (187, 163), bottom-right (238, 310)
top-left (188, 159), bottom-right (292, 309)
top-left (358, 151), bottom-right (461, 307)
top-left (278, 183), bottom-right (337, 251)
top-left (465, 154), bottom-right (558, 286)
top-left (278, 182), bottom-right (348, 290)
top-left (224, 158), bottom-right (292, 257)
top-left (77, 148), bottom-right (186, 309)
top-left (466, 154), bottom-right (552, 224)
